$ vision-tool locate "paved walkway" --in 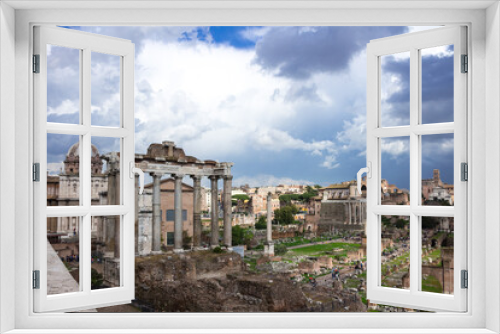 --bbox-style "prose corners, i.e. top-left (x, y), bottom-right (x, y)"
top-left (47, 241), bottom-right (80, 295)
top-left (47, 241), bottom-right (97, 312)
